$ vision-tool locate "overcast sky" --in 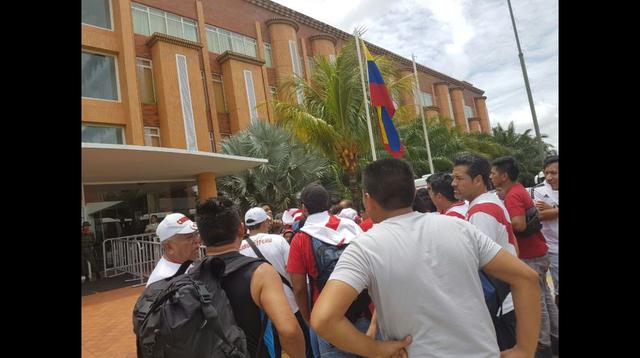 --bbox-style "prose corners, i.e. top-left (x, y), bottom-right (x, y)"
top-left (272, 0), bottom-right (558, 151)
